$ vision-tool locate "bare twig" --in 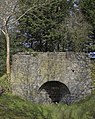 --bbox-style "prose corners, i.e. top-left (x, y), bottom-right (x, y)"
top-left (0, 28), bottom-right (6, 35)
